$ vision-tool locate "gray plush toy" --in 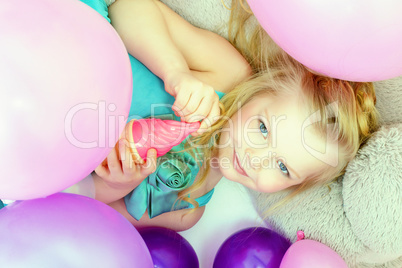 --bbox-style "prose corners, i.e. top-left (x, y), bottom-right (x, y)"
top-left (107, 1), bottom-right (402, 266)
top-left (250, 77), bottom-right (402, 267)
